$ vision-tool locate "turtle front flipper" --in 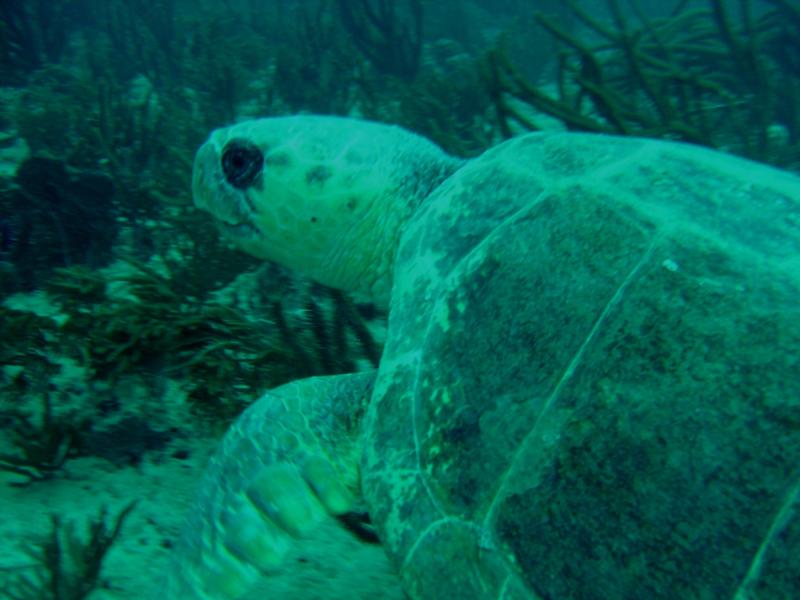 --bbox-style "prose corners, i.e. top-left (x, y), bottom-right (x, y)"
top-left (160, 371), bottom-right (375, 599)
